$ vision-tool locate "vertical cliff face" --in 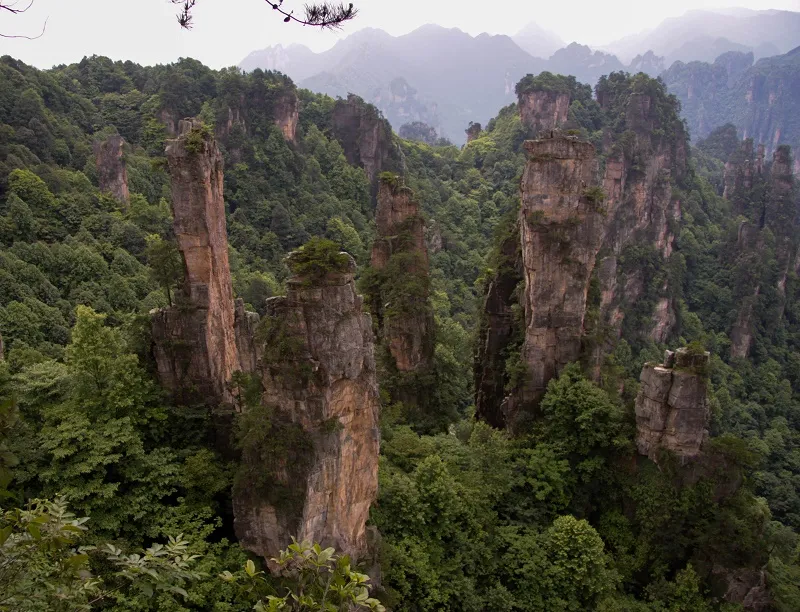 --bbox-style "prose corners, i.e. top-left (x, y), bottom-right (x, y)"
top-left (474, 228), bottom-right (522, 428)
top-left (594, 90), bottom-right (686, 344)
top-left (723, 139), bottom-right (762, 202)
top-left (149, 122), bottom-right (380, 566)
top-left (331, 94), bottom-right (398, 187)
top-left (93, 134), bottom-right (130, 205)
top-left (233, 252), bottom-right (380, 562)
top-left (151, 120), bottom-right (241, 405)
top-left (273, 90), bottom-right (299, 143)
top-left (724, 142), bottom-right (797, 359)
top-left (516, 135), bottom-right (606, 415)
top-left (370, 178), bottom-right (434, 374)
top-left (518, 90), bottom-right (570, 135)
top-left (634, 348), bottom-right (710, 464)
top-left (476, 75), bottom-right (690, 429)
top-left (663, 46), bottom-right (800, 159)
